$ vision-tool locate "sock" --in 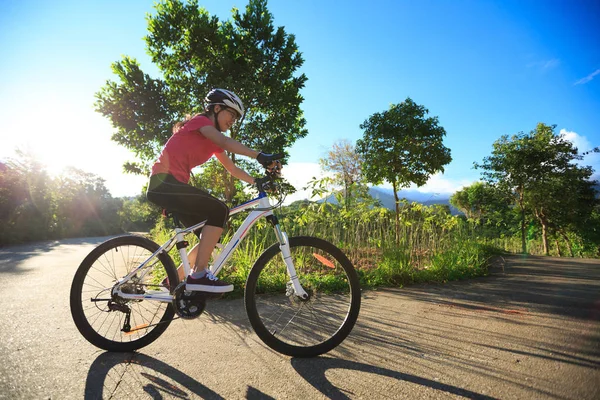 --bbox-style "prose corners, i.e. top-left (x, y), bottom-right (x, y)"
top-left (190, 269), bottom-right (208, 279)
